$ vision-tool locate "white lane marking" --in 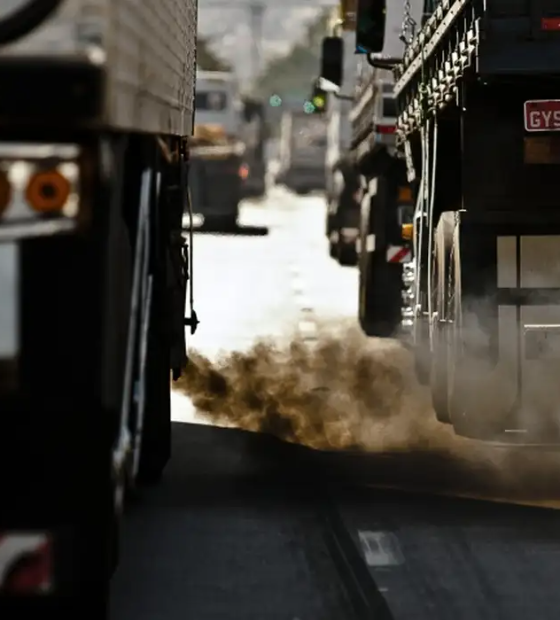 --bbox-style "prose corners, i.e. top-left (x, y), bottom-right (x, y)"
top-left (291, 277), bottom-right (306, 294)
top-left (358, 531), bottom-right (405, 567)
top-left (298, 320), bottom-right (317, 340)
